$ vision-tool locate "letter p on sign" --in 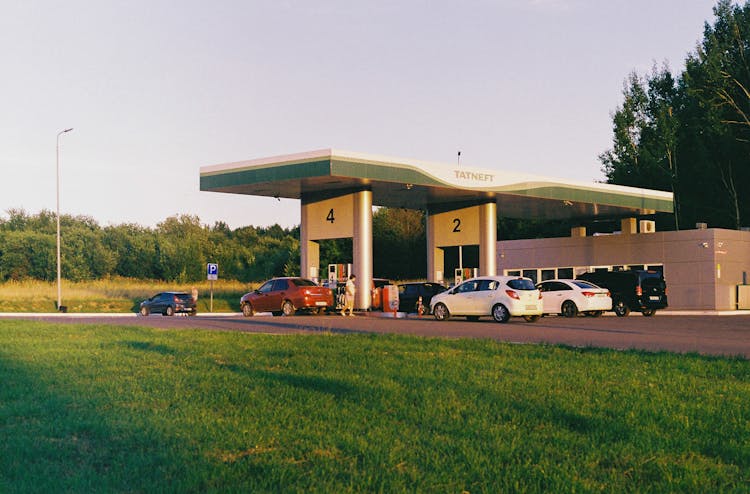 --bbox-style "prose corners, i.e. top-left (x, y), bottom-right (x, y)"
top-left (207, 263), bottom-right (219, 281)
